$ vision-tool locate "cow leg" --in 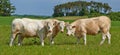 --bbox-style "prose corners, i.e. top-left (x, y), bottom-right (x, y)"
top-left (9, 33), bottom-right (17, 46)
top-left (50, 35), bottom-right (56, 45)
top-left (38, 31), bottom-right (45, 46)
top-left (100, 33), bottom-right (106, 45)
top-left (83, 33), bottom-right (87, 45)
top-left (40, 35), bottom-right (44, 46)
top-left (50, 37), bottom-right (54, 45)
top-left (41, 37), bottom-right (44, 46)
top-left (106, 32), bottom-right (111, 44)
top-left (76, 37), bottom-right (80, 44)
top-left (18, 35), bottom-right (24, 46)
